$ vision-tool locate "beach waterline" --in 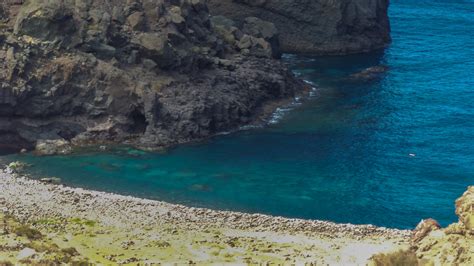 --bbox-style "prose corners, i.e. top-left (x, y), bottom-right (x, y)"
top-left (1, 0), bottom-right (473, 229)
